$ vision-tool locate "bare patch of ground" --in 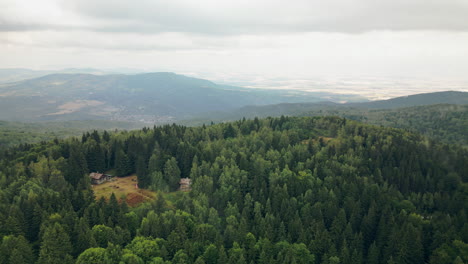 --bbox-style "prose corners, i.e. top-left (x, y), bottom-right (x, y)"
top-left (47, 100), bottom-right (104, 115)
top-left (92, 175), bottom-right (156, 207)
